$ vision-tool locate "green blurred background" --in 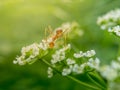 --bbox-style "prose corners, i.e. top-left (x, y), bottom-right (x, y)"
top-left (0, 0), bottom-right (120, 90)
